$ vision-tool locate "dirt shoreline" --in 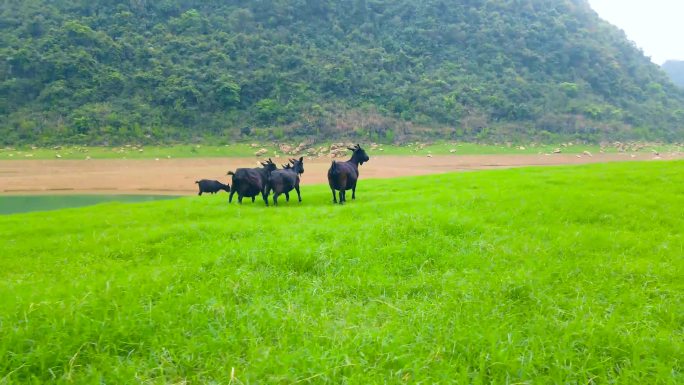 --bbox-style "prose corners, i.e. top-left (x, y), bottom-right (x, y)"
top-left (1, 153), bottom-right (679, 195)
